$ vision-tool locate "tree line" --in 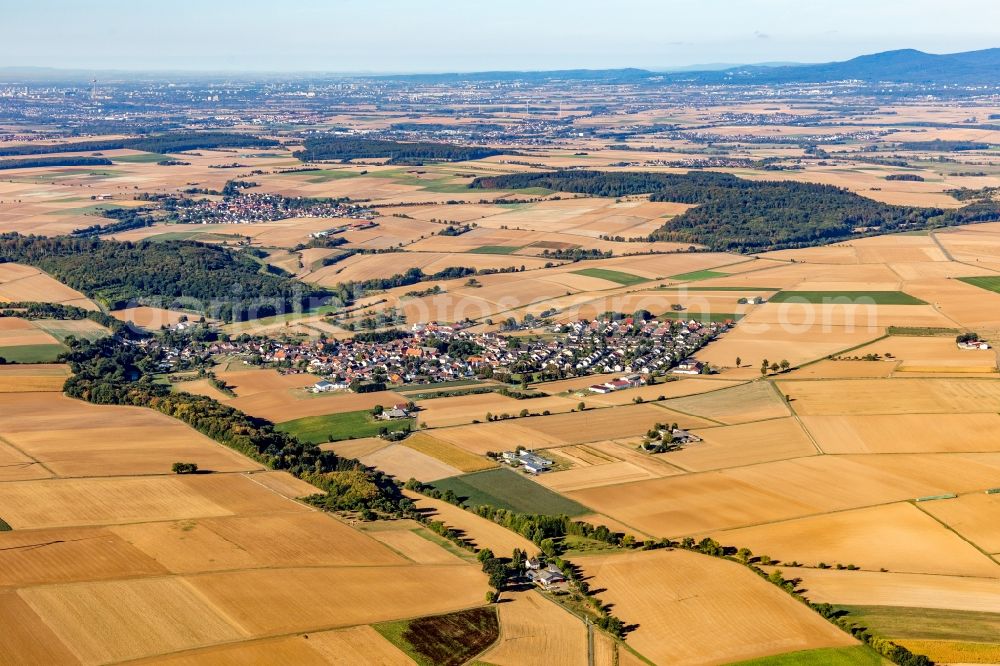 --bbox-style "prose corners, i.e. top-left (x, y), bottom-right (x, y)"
top-left (0, 156), bottom-right (112, 171)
